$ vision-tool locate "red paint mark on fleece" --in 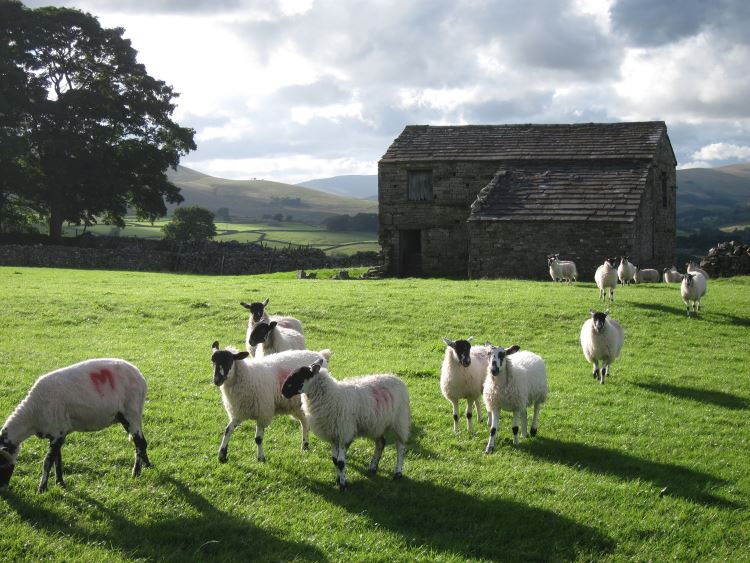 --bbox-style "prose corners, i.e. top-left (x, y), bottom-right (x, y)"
top-left (277, 368), bottom-right (291, 389)
top-left (371, 387), bottom-right (392, 411)
top-left (89, 369), bottom-right (116, 396)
